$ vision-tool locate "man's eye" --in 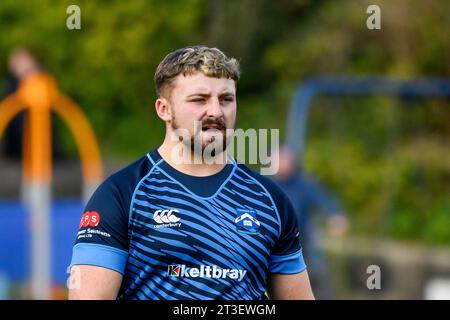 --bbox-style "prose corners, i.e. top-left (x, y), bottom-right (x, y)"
top-left (190, 98), bottom-right (206, 103)
top-left (222, 97), bottom-right (234, 102)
